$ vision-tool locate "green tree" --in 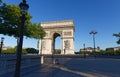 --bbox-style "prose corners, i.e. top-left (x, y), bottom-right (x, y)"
top-left (0, 0), bottom-right (45, 39)
top-left (0, 0), bottom-right (2, 4)
top-left (113, 33), bottom-right (120, 44)
top-left (26, 48), bottom-right (38, 54)
top-left (2, 46), bottom-right (27, 54)
top-left (55, 49), bottom-right (61, 54)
